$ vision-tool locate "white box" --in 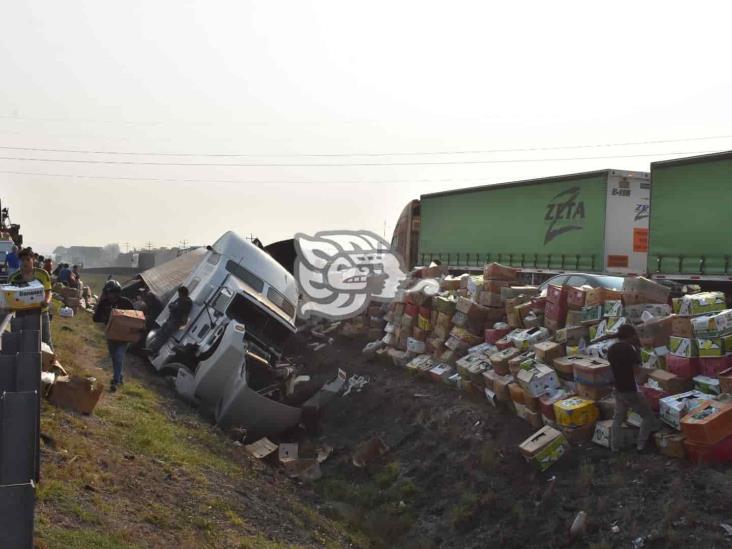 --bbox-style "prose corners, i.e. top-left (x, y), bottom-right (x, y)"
top-left (517, 364), bottom-right (561, 398)
top-left (659, 390), bottom-right (713, 430)
top-left (2, 280), bottom-right (46, 311)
